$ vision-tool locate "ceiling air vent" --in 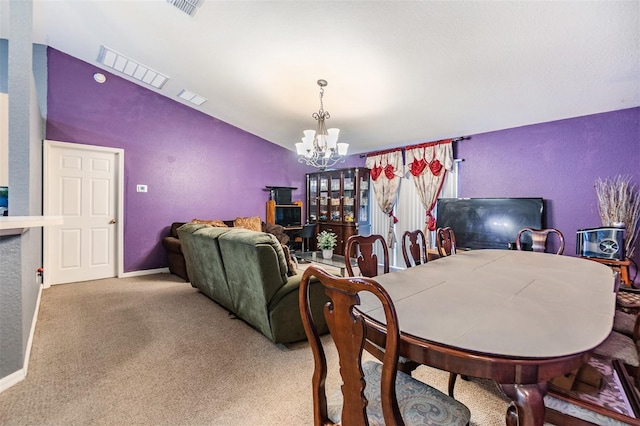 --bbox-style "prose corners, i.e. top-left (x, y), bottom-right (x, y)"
top-left (167, 0), bottom-right (203, 17)
top-left (178, 89), bottom-right (207, 106)
top-left (97, 46), bottom-right (169, 89)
